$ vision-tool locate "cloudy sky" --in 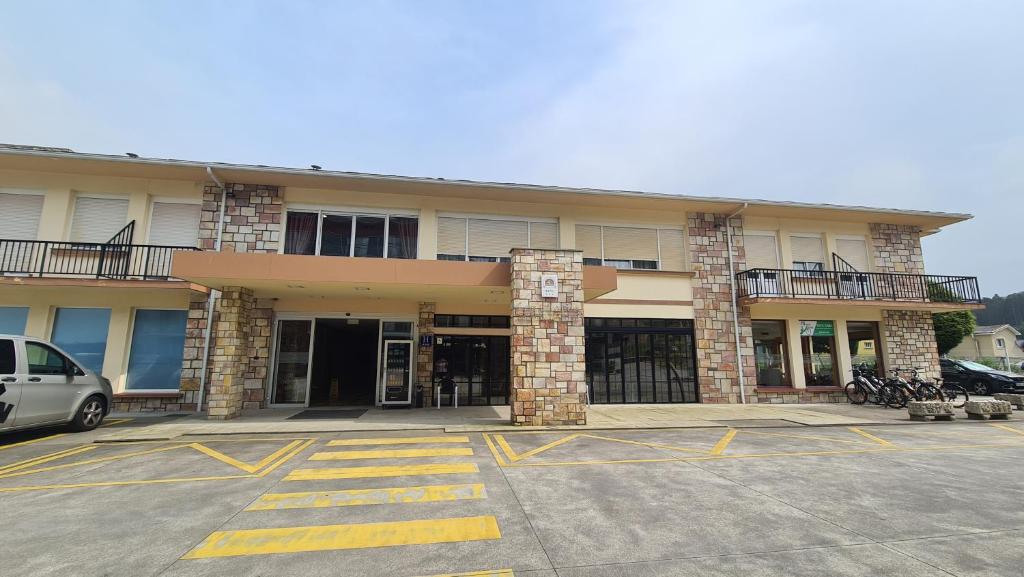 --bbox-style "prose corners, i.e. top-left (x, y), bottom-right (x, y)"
top-left (2, 1), bottom-right (1021, 294)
